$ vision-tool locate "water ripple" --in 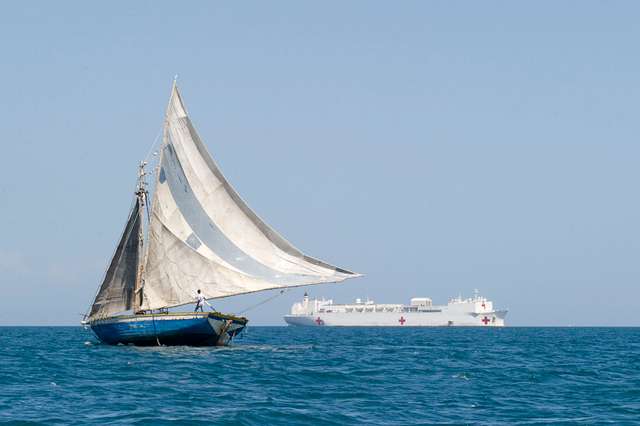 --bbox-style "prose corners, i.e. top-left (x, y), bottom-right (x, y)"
top-left (0, 327), bottom-right (638, 424)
